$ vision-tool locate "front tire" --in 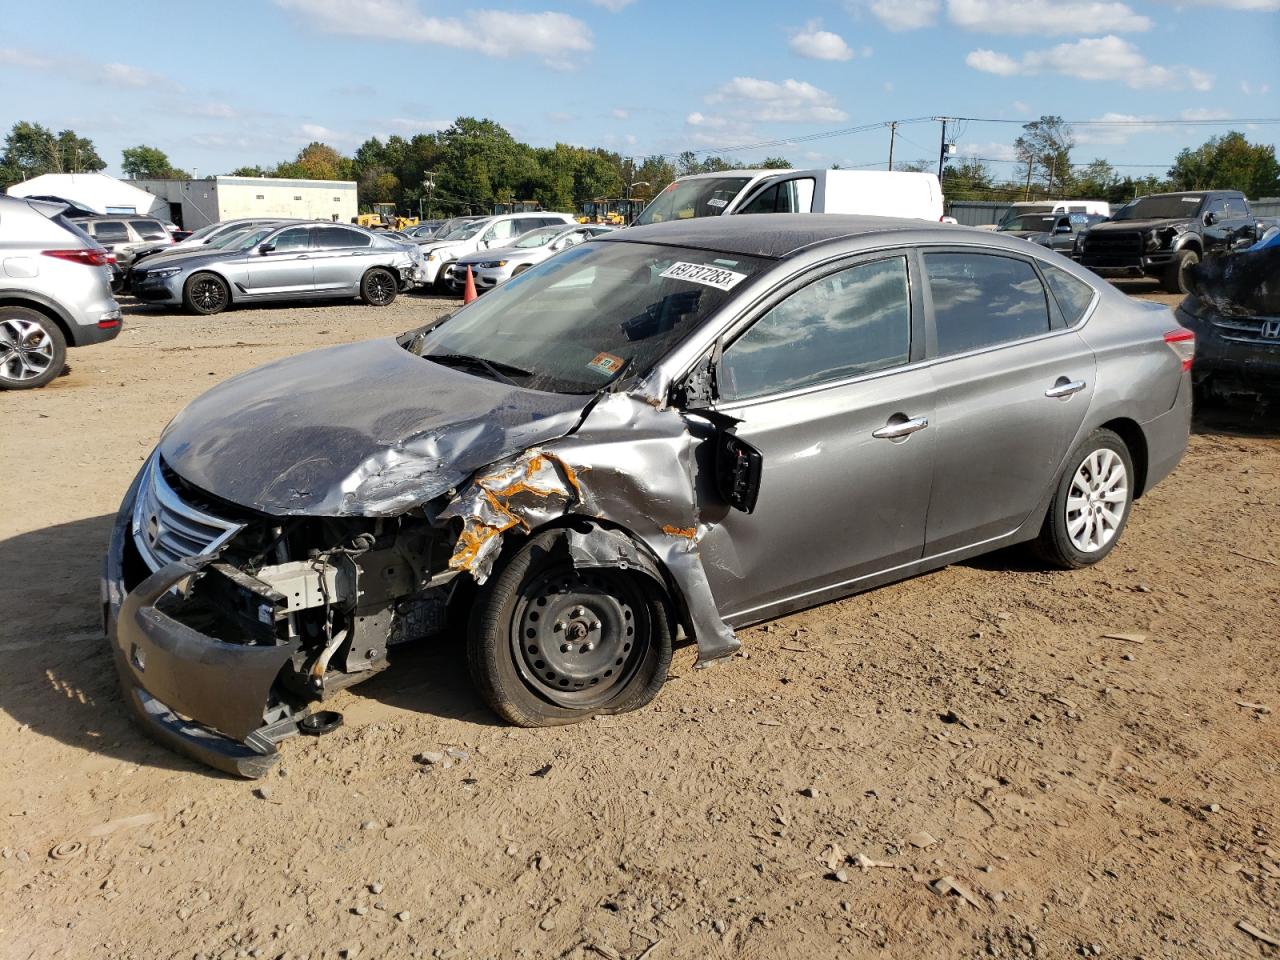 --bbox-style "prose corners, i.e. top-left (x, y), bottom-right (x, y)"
top-left (360, 267), bottom-right (398, 306)
top-left (0, 307), bottom-right (66, 390)
top-left (184, 272), bottom-right (230, 315)
top-left (1163, 248), bottom-right (1199, 295)
top-left (1034, 429), bottom-right (1134, 569)
top-left (468, 529), bottom-right (673, 727)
